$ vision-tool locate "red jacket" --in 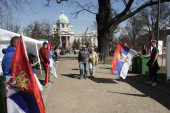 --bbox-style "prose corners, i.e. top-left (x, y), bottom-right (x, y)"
top-left (39, 47), bottom-right (50, 64)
